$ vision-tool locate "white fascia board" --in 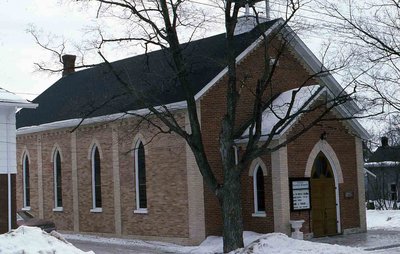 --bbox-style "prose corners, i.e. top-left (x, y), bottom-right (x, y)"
top-left (281, 25), bottom-right (360, 115)
top-left (194, 19), bottom-right (284, 101)
top-left (0, 102), bottom-right (38, 109)
top-left (330, 98), bottom-right (371, 140)
top-left (17, 100), bottom-right (187, 135)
